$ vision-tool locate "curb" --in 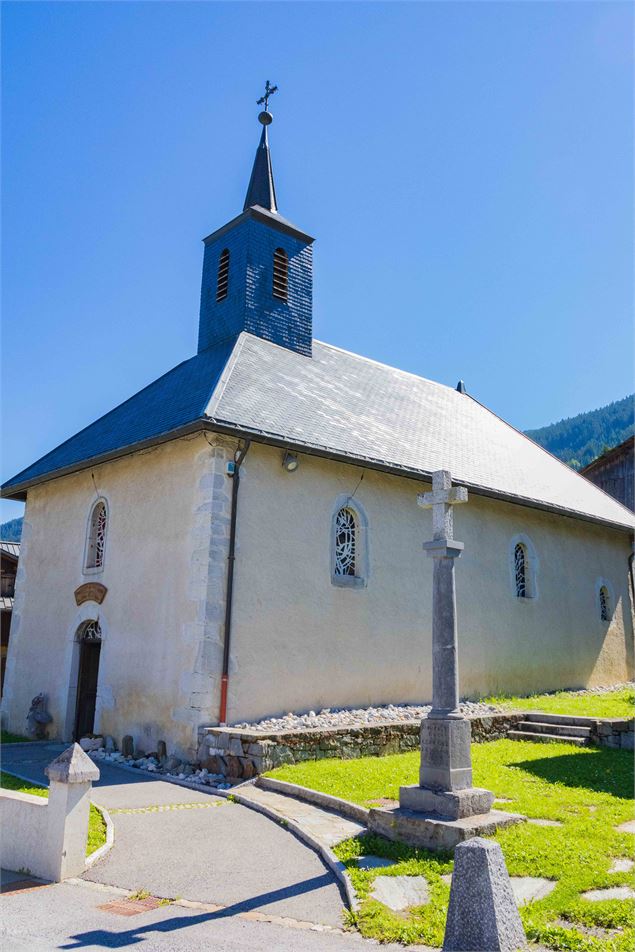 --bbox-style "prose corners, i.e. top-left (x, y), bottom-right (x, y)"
top-left (257, 775), bottom-right (369, 824)
top-left (85, 802), bottom-right (115, 868)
